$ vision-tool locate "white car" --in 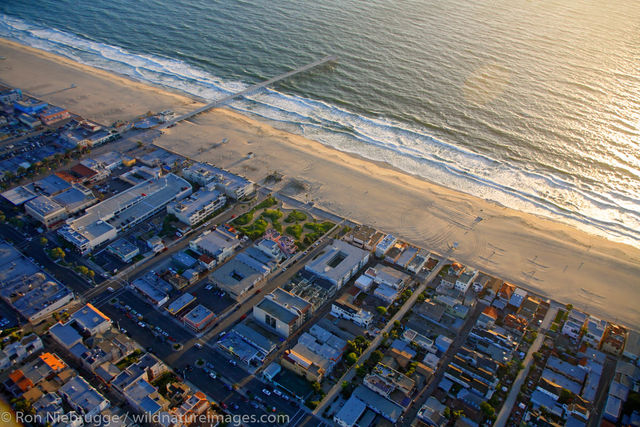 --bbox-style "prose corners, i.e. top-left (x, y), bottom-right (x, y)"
top-left (273, 389), bottom-right (282, 397)
top-left (195, 343), bottom-right (203, 349)
top-left (138, 322), bottom-right (146, 328)
top-left (262, 389), bottom-right (271, 396)
top-left (205, 285), bottom-right (213, 290)
top-left (209, 371), bottom-right (217, 379)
